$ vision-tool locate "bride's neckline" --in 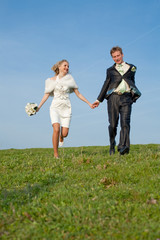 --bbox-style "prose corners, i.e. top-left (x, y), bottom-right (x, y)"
top-left (50, 73), bottom-right (68, 81)
top-left (58, 74), bottom-right (66, 79)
